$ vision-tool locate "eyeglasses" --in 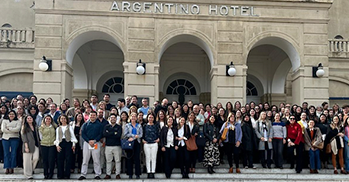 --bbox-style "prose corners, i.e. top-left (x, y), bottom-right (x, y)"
top-left (290, 118), bottom-right (295, 120)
